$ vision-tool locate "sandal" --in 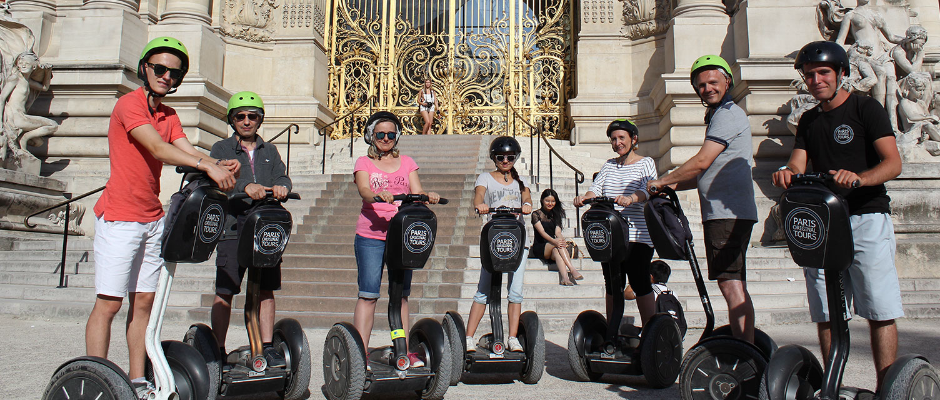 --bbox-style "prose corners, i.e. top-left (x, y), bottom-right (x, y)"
top-left (570, 272), bottom-right (584, 281)
top-left (559, 278), bottom-right (574, 286)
